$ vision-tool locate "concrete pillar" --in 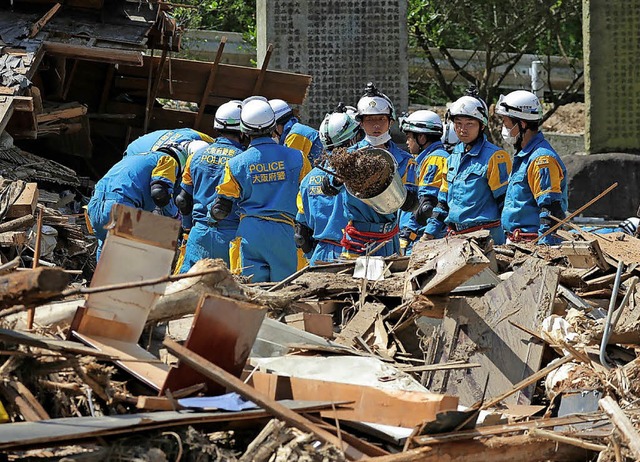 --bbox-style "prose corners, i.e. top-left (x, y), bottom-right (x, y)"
top-left (583, 0), bottom-right (640, 154)
top-left (257, 0), bottom-right (408, 128)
